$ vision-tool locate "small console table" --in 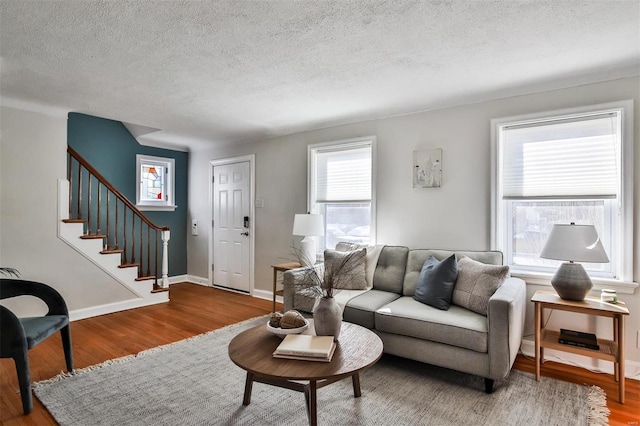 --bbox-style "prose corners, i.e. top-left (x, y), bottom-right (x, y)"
top-left (271, 262), bottom-right (301, 312)
top-left (532, 290), bottom-right (629, 403)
